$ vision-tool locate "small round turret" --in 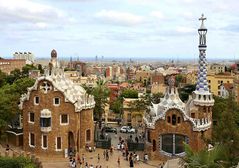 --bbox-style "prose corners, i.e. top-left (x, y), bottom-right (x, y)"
top-left (51, 49), bottom-right (57, 58)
